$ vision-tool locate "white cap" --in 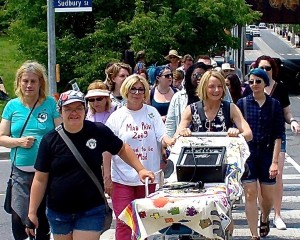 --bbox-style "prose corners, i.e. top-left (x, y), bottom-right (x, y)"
top-left (85, 89), bottom-right (110, 99)
top-left (221, 63), bottom-right (235, 71)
